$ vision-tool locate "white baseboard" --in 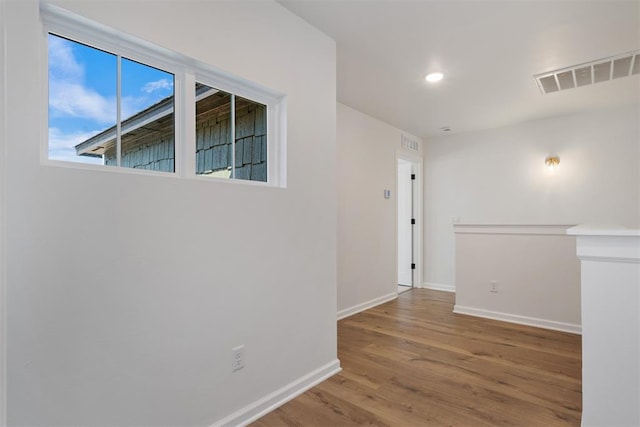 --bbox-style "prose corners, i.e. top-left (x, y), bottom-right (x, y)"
top-left (453, 305), bottom-right (581, 335)
top-left (337, 292), bottom-right (397, 320)
top-left (419, 282), bottom-right (456, 293)
top-left (211, 359), bottom-right (341, 427)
